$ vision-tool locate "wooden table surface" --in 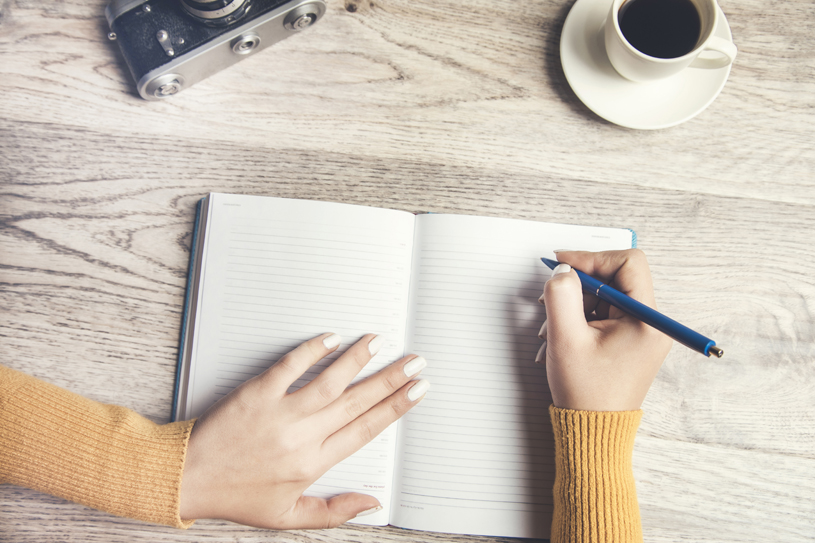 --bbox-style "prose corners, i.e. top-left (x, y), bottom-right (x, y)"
top-left (1, 0), bottom-right (813, 541)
